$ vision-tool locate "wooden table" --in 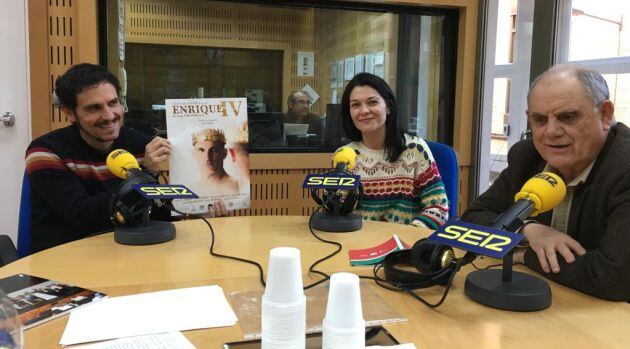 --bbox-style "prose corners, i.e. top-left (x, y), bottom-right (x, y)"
top-left (1, 216), bottom-right (629, 348)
